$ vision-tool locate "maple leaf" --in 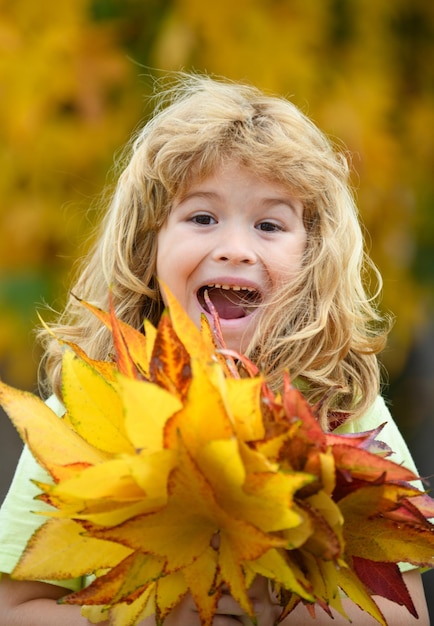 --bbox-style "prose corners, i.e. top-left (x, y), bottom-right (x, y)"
top-left (1, 288), bottom-right (433, 625)
top-left (352, 558), bottom-right (417, 617)
top-left (0, 382), bottom-right (107, 483)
